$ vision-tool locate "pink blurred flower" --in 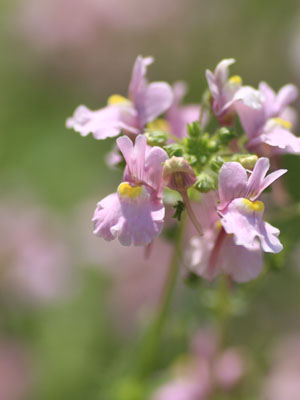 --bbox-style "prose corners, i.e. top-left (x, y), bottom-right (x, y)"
top-left (206, 59), bottom-right (262, 125)
top-left (151, 328), bottom-right (246, 400)
top-left (236, 81), bottom-right (300, 155)
top-left (166, 82), bottom-right (208, 139)
top-left (263, 336), bottom-right (300, 400)
top-left (93, 135), bottom-right (168, 246)
top-left (0, 340), bottom-right (32, 400)
top-left (67, 56), bottom-right (173, 140)
top-left (0, 201), bottom-right (71, 304)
